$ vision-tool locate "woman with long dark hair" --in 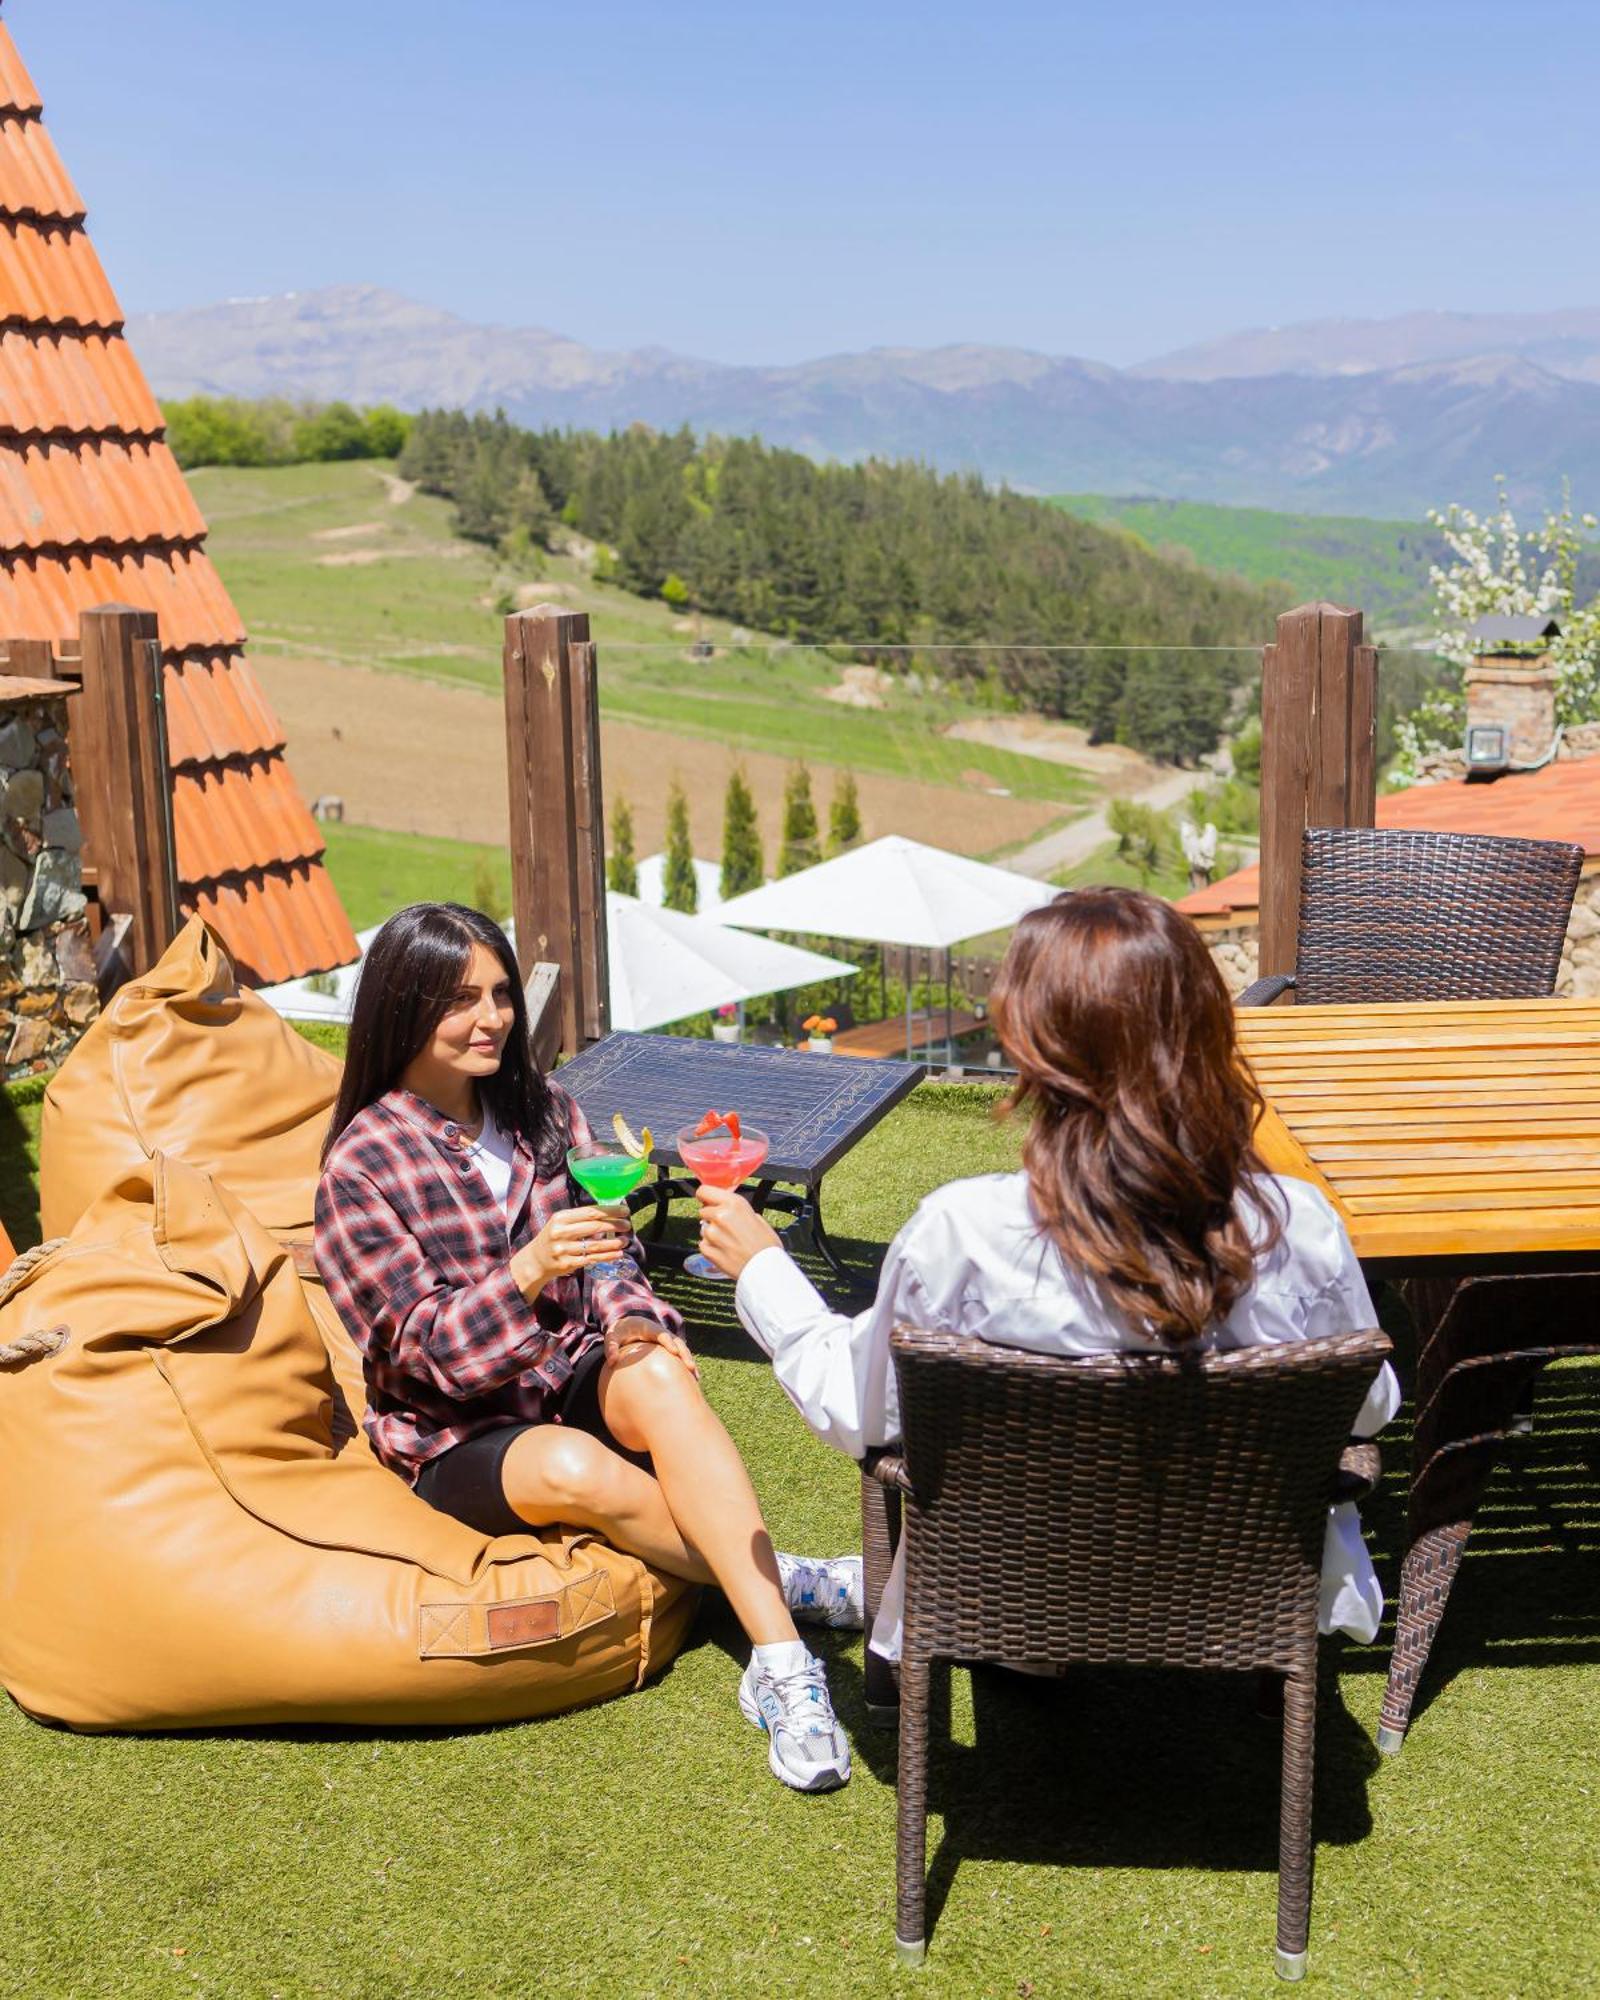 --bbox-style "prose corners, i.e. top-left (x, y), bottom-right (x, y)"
top-left (315, 902), bottom-right (854, 1790)
top-left (695, 887), bottom-right (1399, 1659)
